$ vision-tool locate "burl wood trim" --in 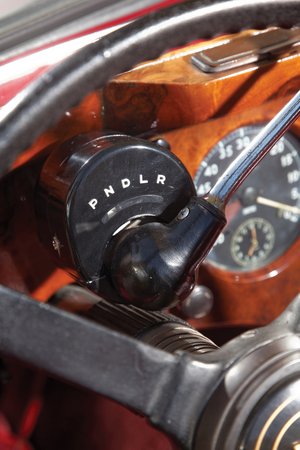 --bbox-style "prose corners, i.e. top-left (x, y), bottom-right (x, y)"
top-left (103, 29), bottom-right (300, 135)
